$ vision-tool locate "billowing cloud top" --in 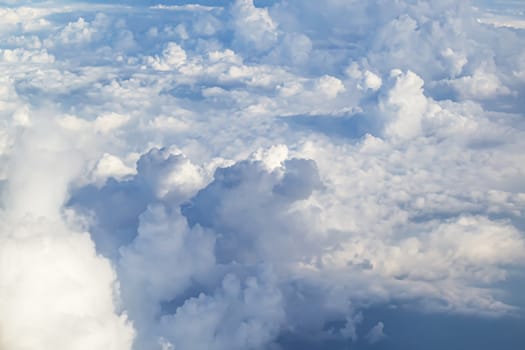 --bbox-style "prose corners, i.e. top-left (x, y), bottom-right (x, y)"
top-left (0, 0), bottom-right (524, 349)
